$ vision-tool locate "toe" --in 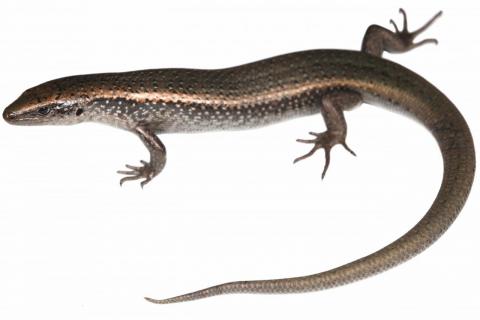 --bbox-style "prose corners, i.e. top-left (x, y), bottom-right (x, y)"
top-left (117, 170), bottom-right (136, 175)
top-left (296, 138), bottom-right (316, 144)
top-left (119, 175), bottom-right (141, 186)
top-left (126, 164), bottom-right (141, 170)
top-left (140, 178), bottom-right (152, 188)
